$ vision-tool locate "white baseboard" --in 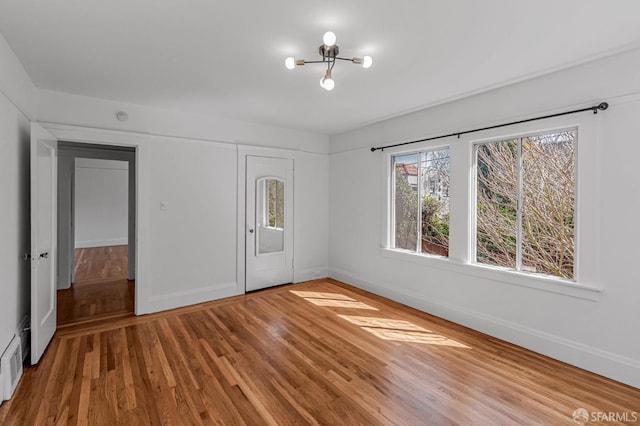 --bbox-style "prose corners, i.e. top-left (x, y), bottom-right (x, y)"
top-left (75, 238), bottom-right (128, 248)
top-left (329, 267), bottom-right (640, 389)
top-left (144, 282), bottom-right (239, 314)
top-left (294, 267), bottom-right (329, 284)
